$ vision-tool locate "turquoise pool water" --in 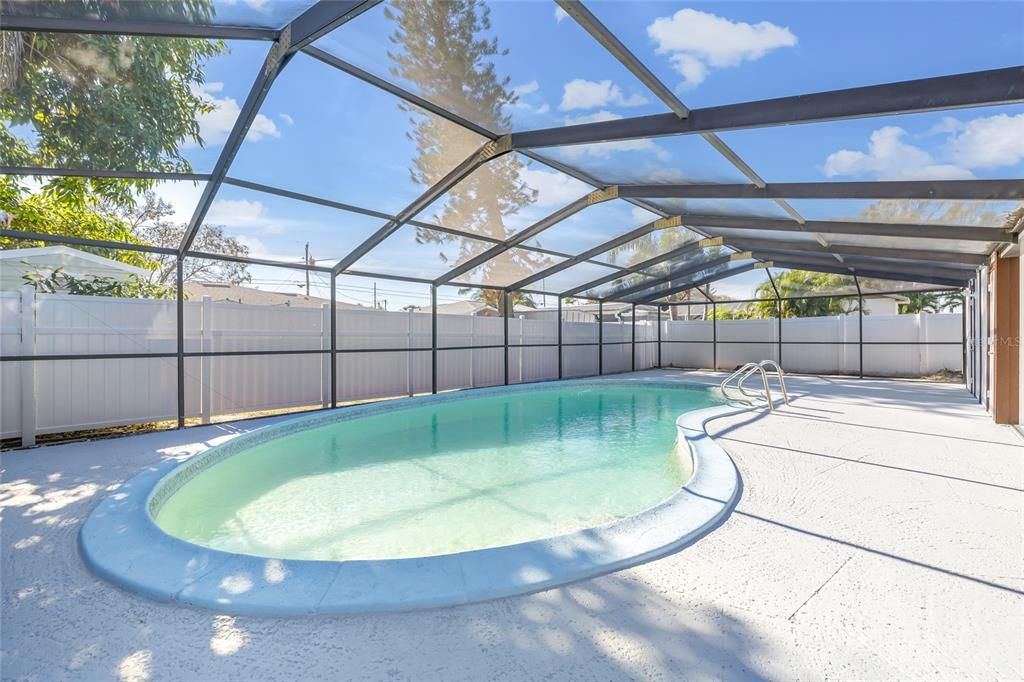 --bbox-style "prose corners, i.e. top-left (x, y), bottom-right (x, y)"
top-left (154, 383), bottom-right (722, 561)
